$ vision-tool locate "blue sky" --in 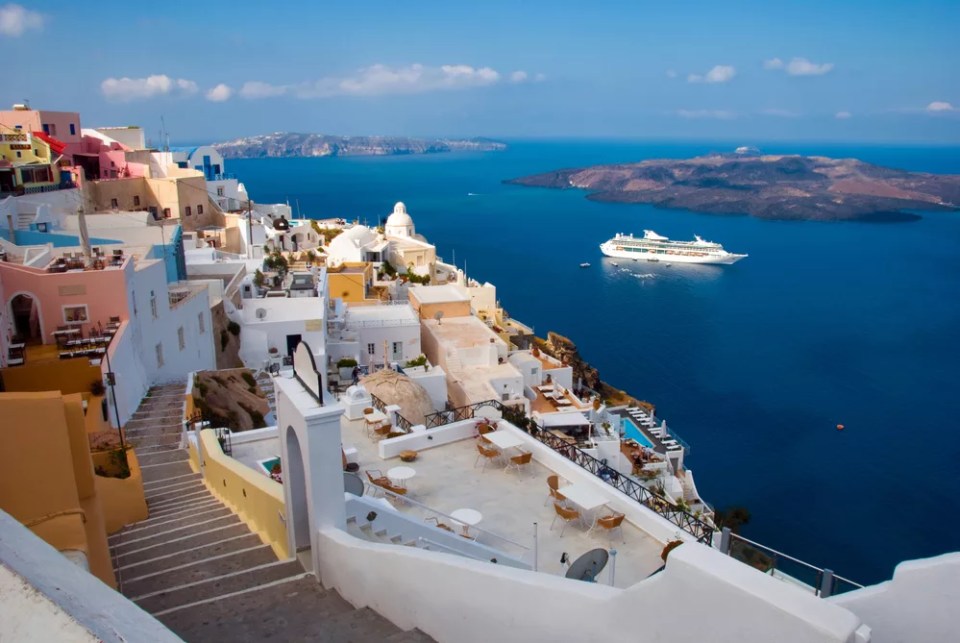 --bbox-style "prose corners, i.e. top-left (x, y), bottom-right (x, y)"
top-left (2, 1), bottom-right (958, 143)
